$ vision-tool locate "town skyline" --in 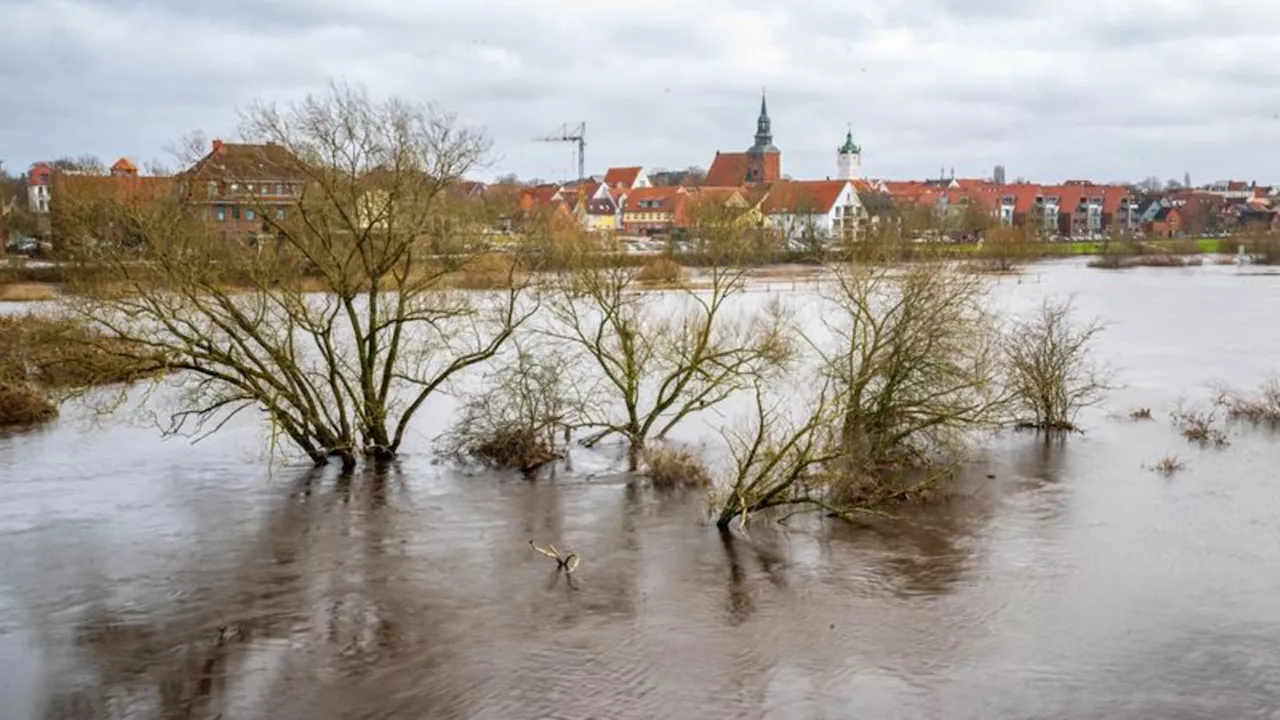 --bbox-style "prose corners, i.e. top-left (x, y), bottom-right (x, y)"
top-left (5, 0), bottom-right (1280, 184)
